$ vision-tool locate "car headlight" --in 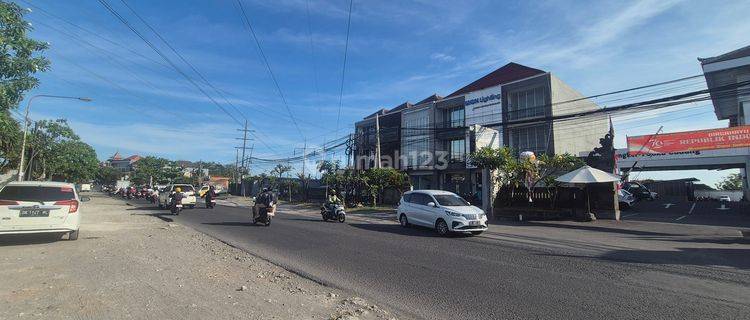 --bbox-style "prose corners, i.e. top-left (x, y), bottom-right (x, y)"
top-left (445, 210), bottom-right (462, 217)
